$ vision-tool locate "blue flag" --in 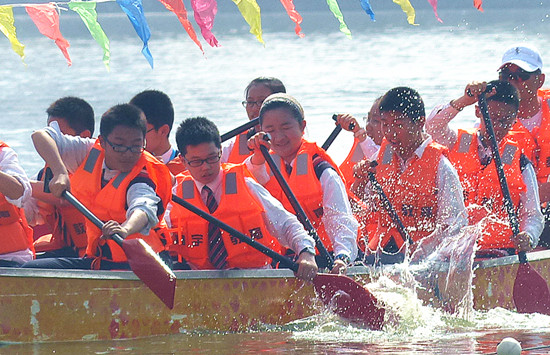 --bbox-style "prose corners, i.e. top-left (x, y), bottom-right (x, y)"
top-left (359, 0), bottom-right (375, 21)
top-left (116, 0), bottom-right (153, 68)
